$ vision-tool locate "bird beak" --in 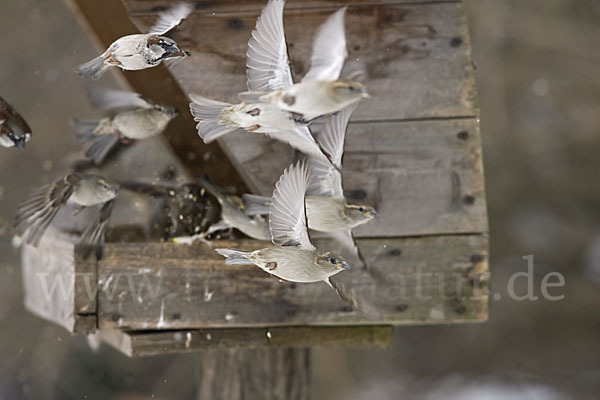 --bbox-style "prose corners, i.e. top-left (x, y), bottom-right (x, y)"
top-left (12, 136), bottom-right (26, 149)
top-left (168, 46), bottom-right (189, 58)
top-left (340, 261), bottom-right (350, 270)
top-left (368, 209), bottom-right (377, 218)
top-left (169, 107), bottom-right (179, 118)
top-left (360, 90), bottom-right (371, 99)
